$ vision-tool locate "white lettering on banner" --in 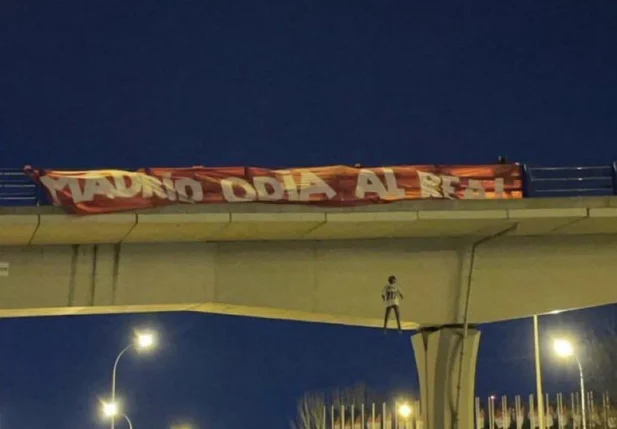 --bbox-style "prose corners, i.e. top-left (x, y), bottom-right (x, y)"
top-left (160, 174), bottom-right (178, 201)
top-left (277, 170), bottom-right (299, 201)
top-left (495, 178), bottom-right (504, 197)
top-left (220, 177), bottom-right (256, 202)
top-left (355, 168), bottom-right (405, 199)
top-left (253, 176), bottom-right (284, 201)
top-left (417, 171), bottom-right (448, 198)
top-left (111, 173), bottom-right (142, 198)
top-left (175, 178), bottom-right (203, 203)
top-left (39, 176), bottom-right (80, 204)
top-left (417, 171), bottom-right (505, 199)
top-left (76, 177), bottom-right (115, 202)
top-left (37, 169), bottom-right (510, 205)
top-left (297, 172), bottom-right (336, 200)
top-left (138, 175), bottom-right (166, 200)
top-left (82, 178), bottom-right (117, 202)
top-left (220, 172), bottom-right (336, 202)
top-left (463, 179), bottom-right (486, 199)
top-left (40, 173), bottom-right (199, 204)
top-left (441, 175), bottom-right (460, 197)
